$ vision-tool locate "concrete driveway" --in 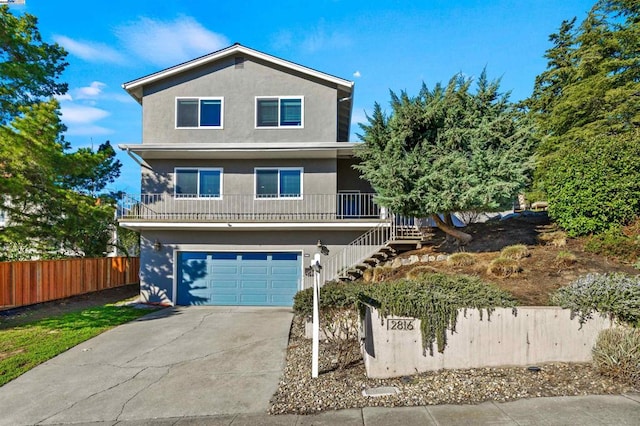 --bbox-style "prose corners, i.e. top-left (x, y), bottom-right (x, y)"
top-left (0, 306), bottom-right (293, 425)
